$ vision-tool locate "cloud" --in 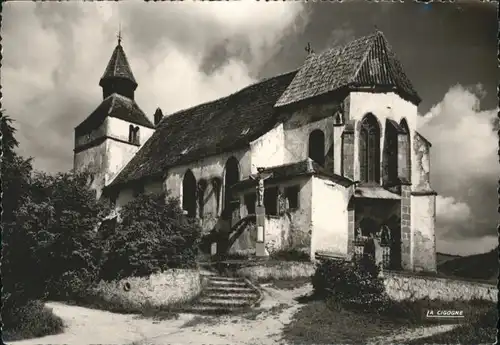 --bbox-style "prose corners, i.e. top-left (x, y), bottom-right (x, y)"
top-left (436, 196), bottom-right (472, 225)
top-left (417, 83), bottom-right (499, 251)
top-left (1, 2), bottom-right (308, 173)
top-left (437, 235), bottom-right (498, 257)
